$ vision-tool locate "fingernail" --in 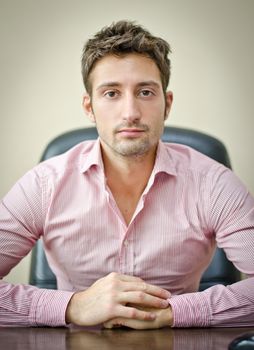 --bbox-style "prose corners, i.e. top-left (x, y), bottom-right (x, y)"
top-left (149, 313), bottom-right (156, 320)
top-left (165, 291), bottom-right (171, 298)
top-left (161, 300), bottom-right (169, 307)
